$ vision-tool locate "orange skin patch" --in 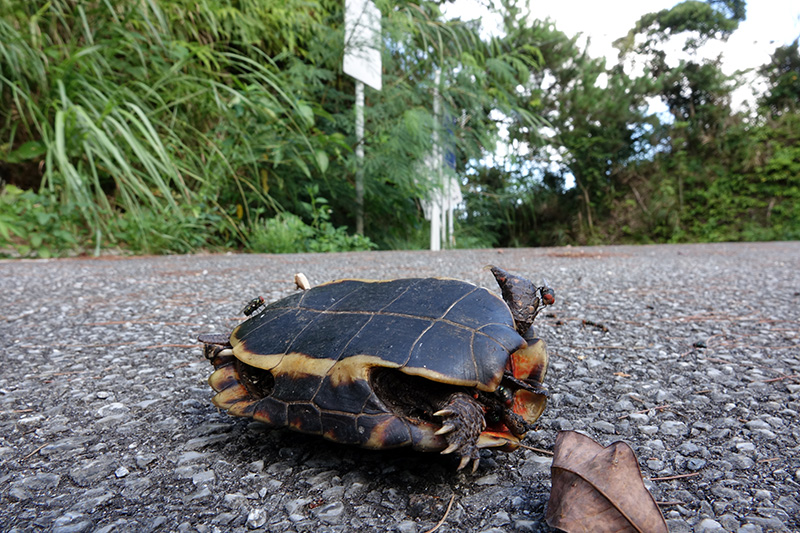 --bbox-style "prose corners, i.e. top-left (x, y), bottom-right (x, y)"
top-left (478, 430), bottom-right (519, 451)
top-left (508, 338), bottom-right (548, 382)
top-left (208, 363), bottom-right (240, 393)
top-left (362, 415), bottom-right (411, 449)
top-left (513, 389), bottom-right (547, 424)
top-left (482, 337), bottom-right (548, 443)
top-left (212, 383), bottom-right (252, 411)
